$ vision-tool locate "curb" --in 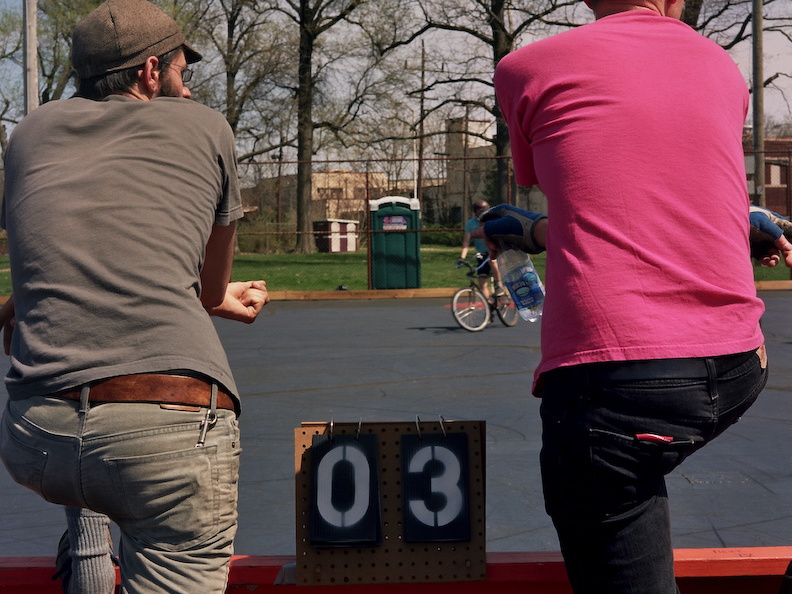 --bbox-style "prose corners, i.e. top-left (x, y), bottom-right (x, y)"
top-left (270, 282), bottom-right (792, 301)
top-left (1, 281), bottom-right (789, 306)
top-left (267, 288), bottom-right (456, 301)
